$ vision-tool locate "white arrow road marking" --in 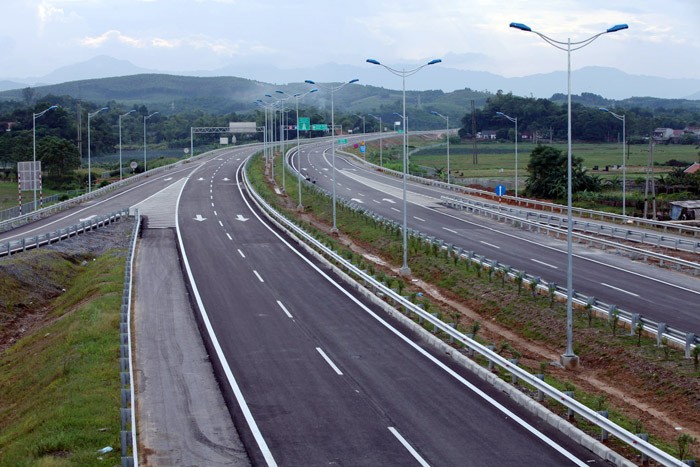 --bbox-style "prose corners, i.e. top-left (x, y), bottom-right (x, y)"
top-left (79, 215), bottom-right (96, 222)
top-left (164, 177), bottom-right (173, 181)
top-left (193, 214), bottom-right (207, 222)
top-left (223, 177), bottom-right (231, 181)
top-left (197, 177), bottom-right (205, 181)
top-left (382, 198), bottom-right (396, 204)
top-left (350, 198), bottom-right (364, 204)
top-left (236, 215), bottom-right (249, 222)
